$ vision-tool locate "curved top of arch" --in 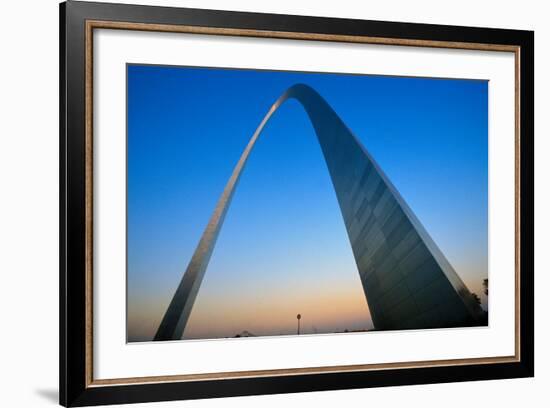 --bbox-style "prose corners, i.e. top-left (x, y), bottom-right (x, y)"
top-left (154, 83), bottom-right (482, 341)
